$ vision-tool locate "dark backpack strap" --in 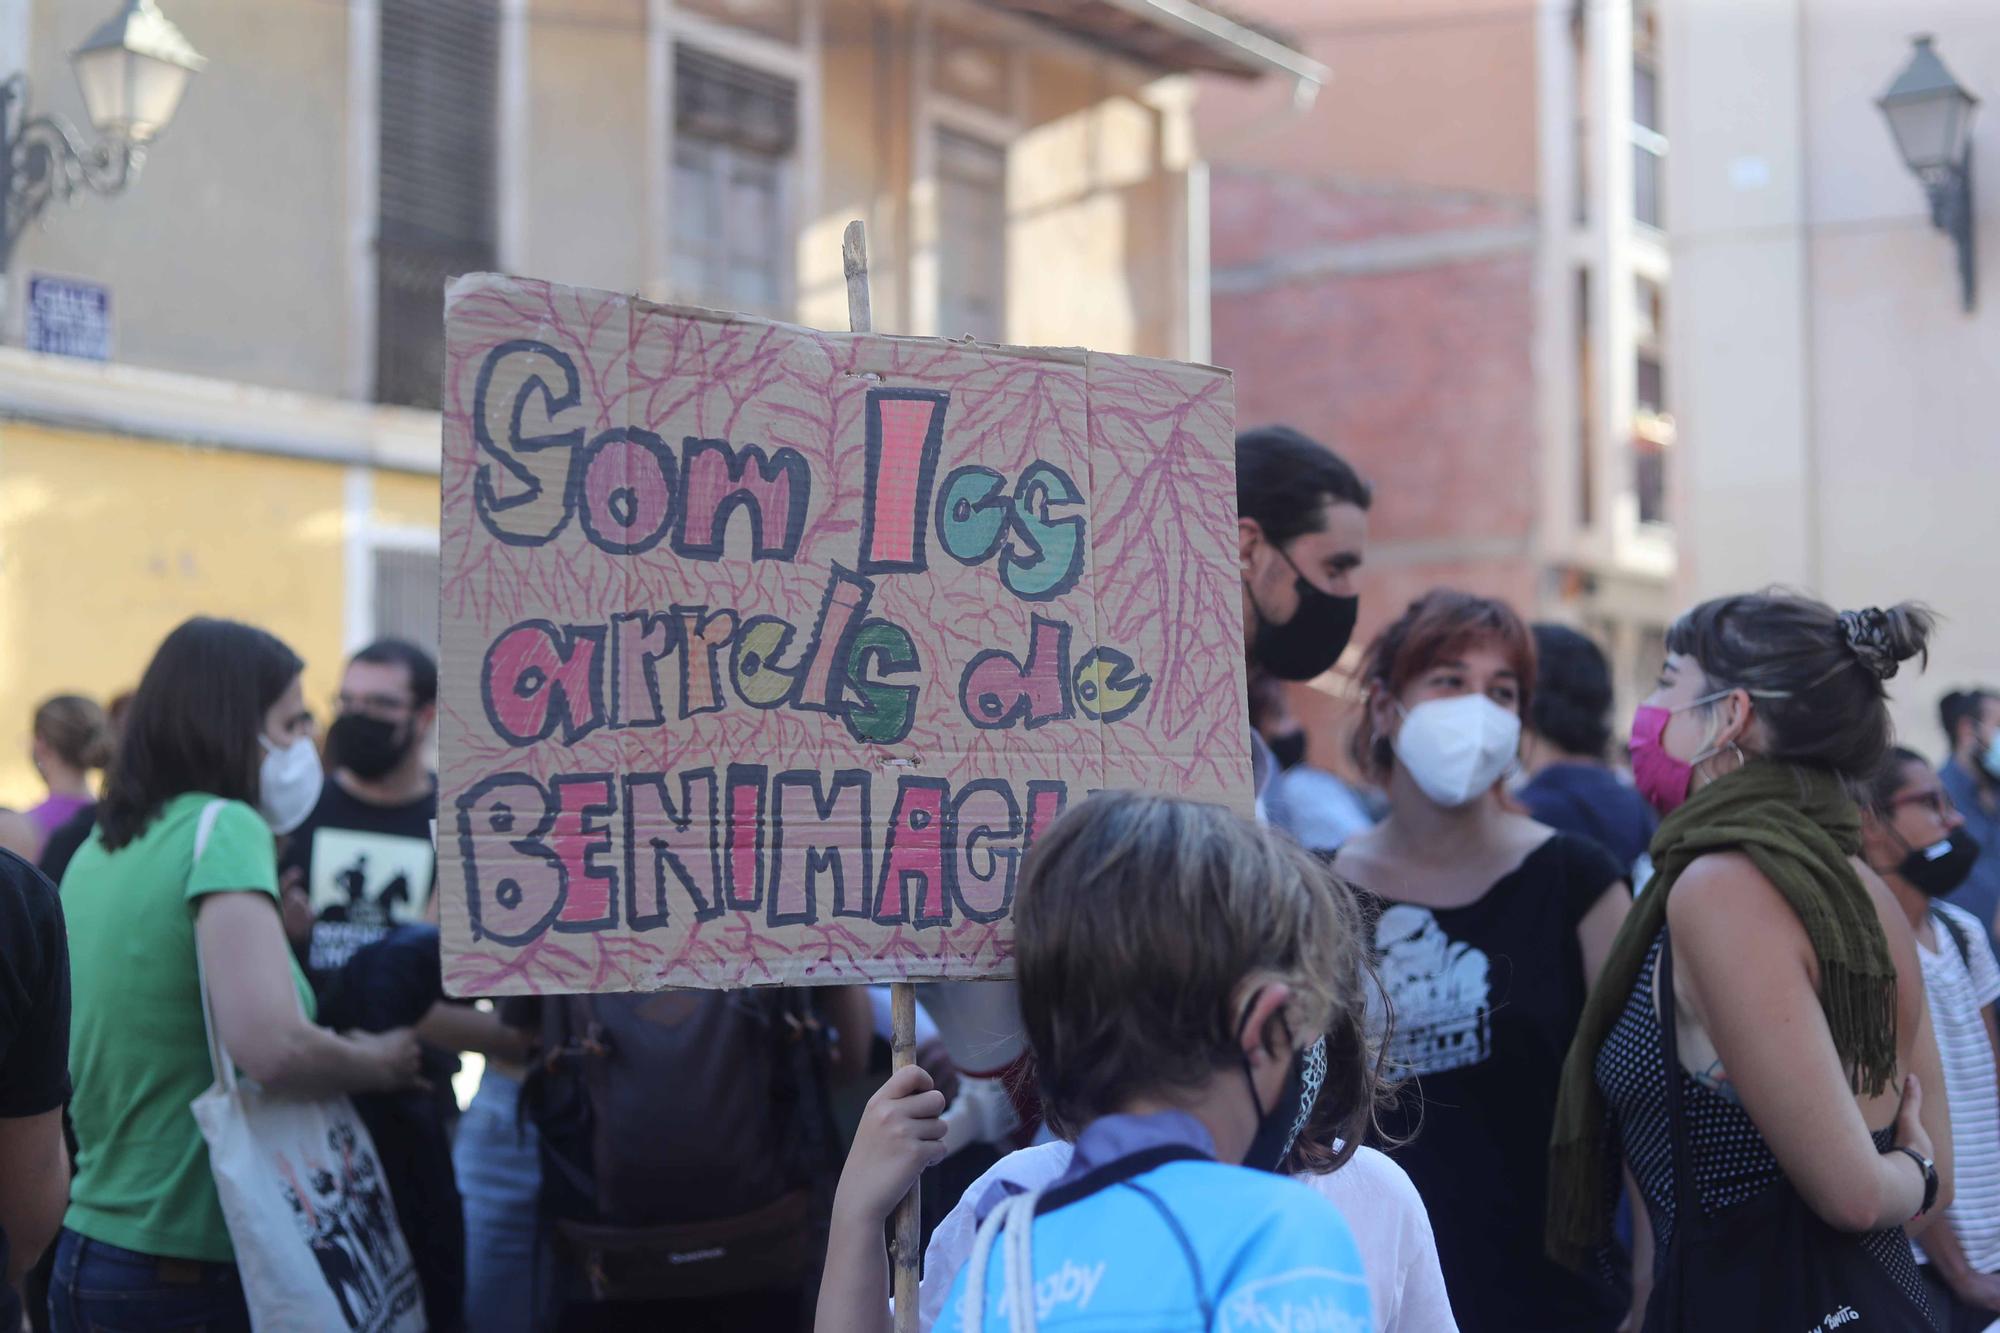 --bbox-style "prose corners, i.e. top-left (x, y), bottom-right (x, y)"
top-left (524, 995), bottom-right (614, 1221)
top-left (520, 996), bottom-right (571, 1119)
top-left (1034, 1144), bottom-right (1211, 1215)
top-left (1658, 932), bottom-right (1703, 1244)
top-left (763, 989), bottom-right (843, 1192)
top-left (1116, 1178), bottom-right (1214, 1329)
top-left (1932, 907), bottom-right (1974, 971)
